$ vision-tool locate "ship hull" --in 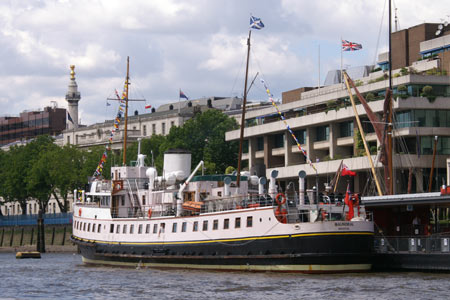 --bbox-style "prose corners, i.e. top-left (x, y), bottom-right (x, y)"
top-left (72, 233), bottom-right (373, 273)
